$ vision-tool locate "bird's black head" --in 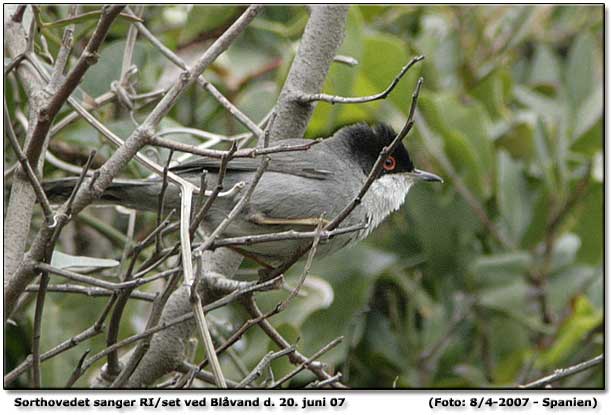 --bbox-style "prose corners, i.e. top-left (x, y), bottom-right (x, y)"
top-left (332, 123), bottom-right (443, 182)
top-left (334, 123), bottom-right (414, 175)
